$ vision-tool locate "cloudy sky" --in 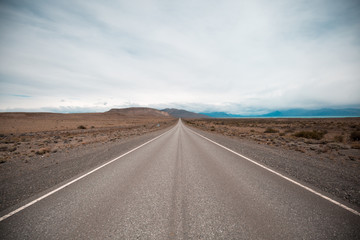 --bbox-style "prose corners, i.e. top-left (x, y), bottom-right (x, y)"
top-left (0, 0), bottom-right (359, 114)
